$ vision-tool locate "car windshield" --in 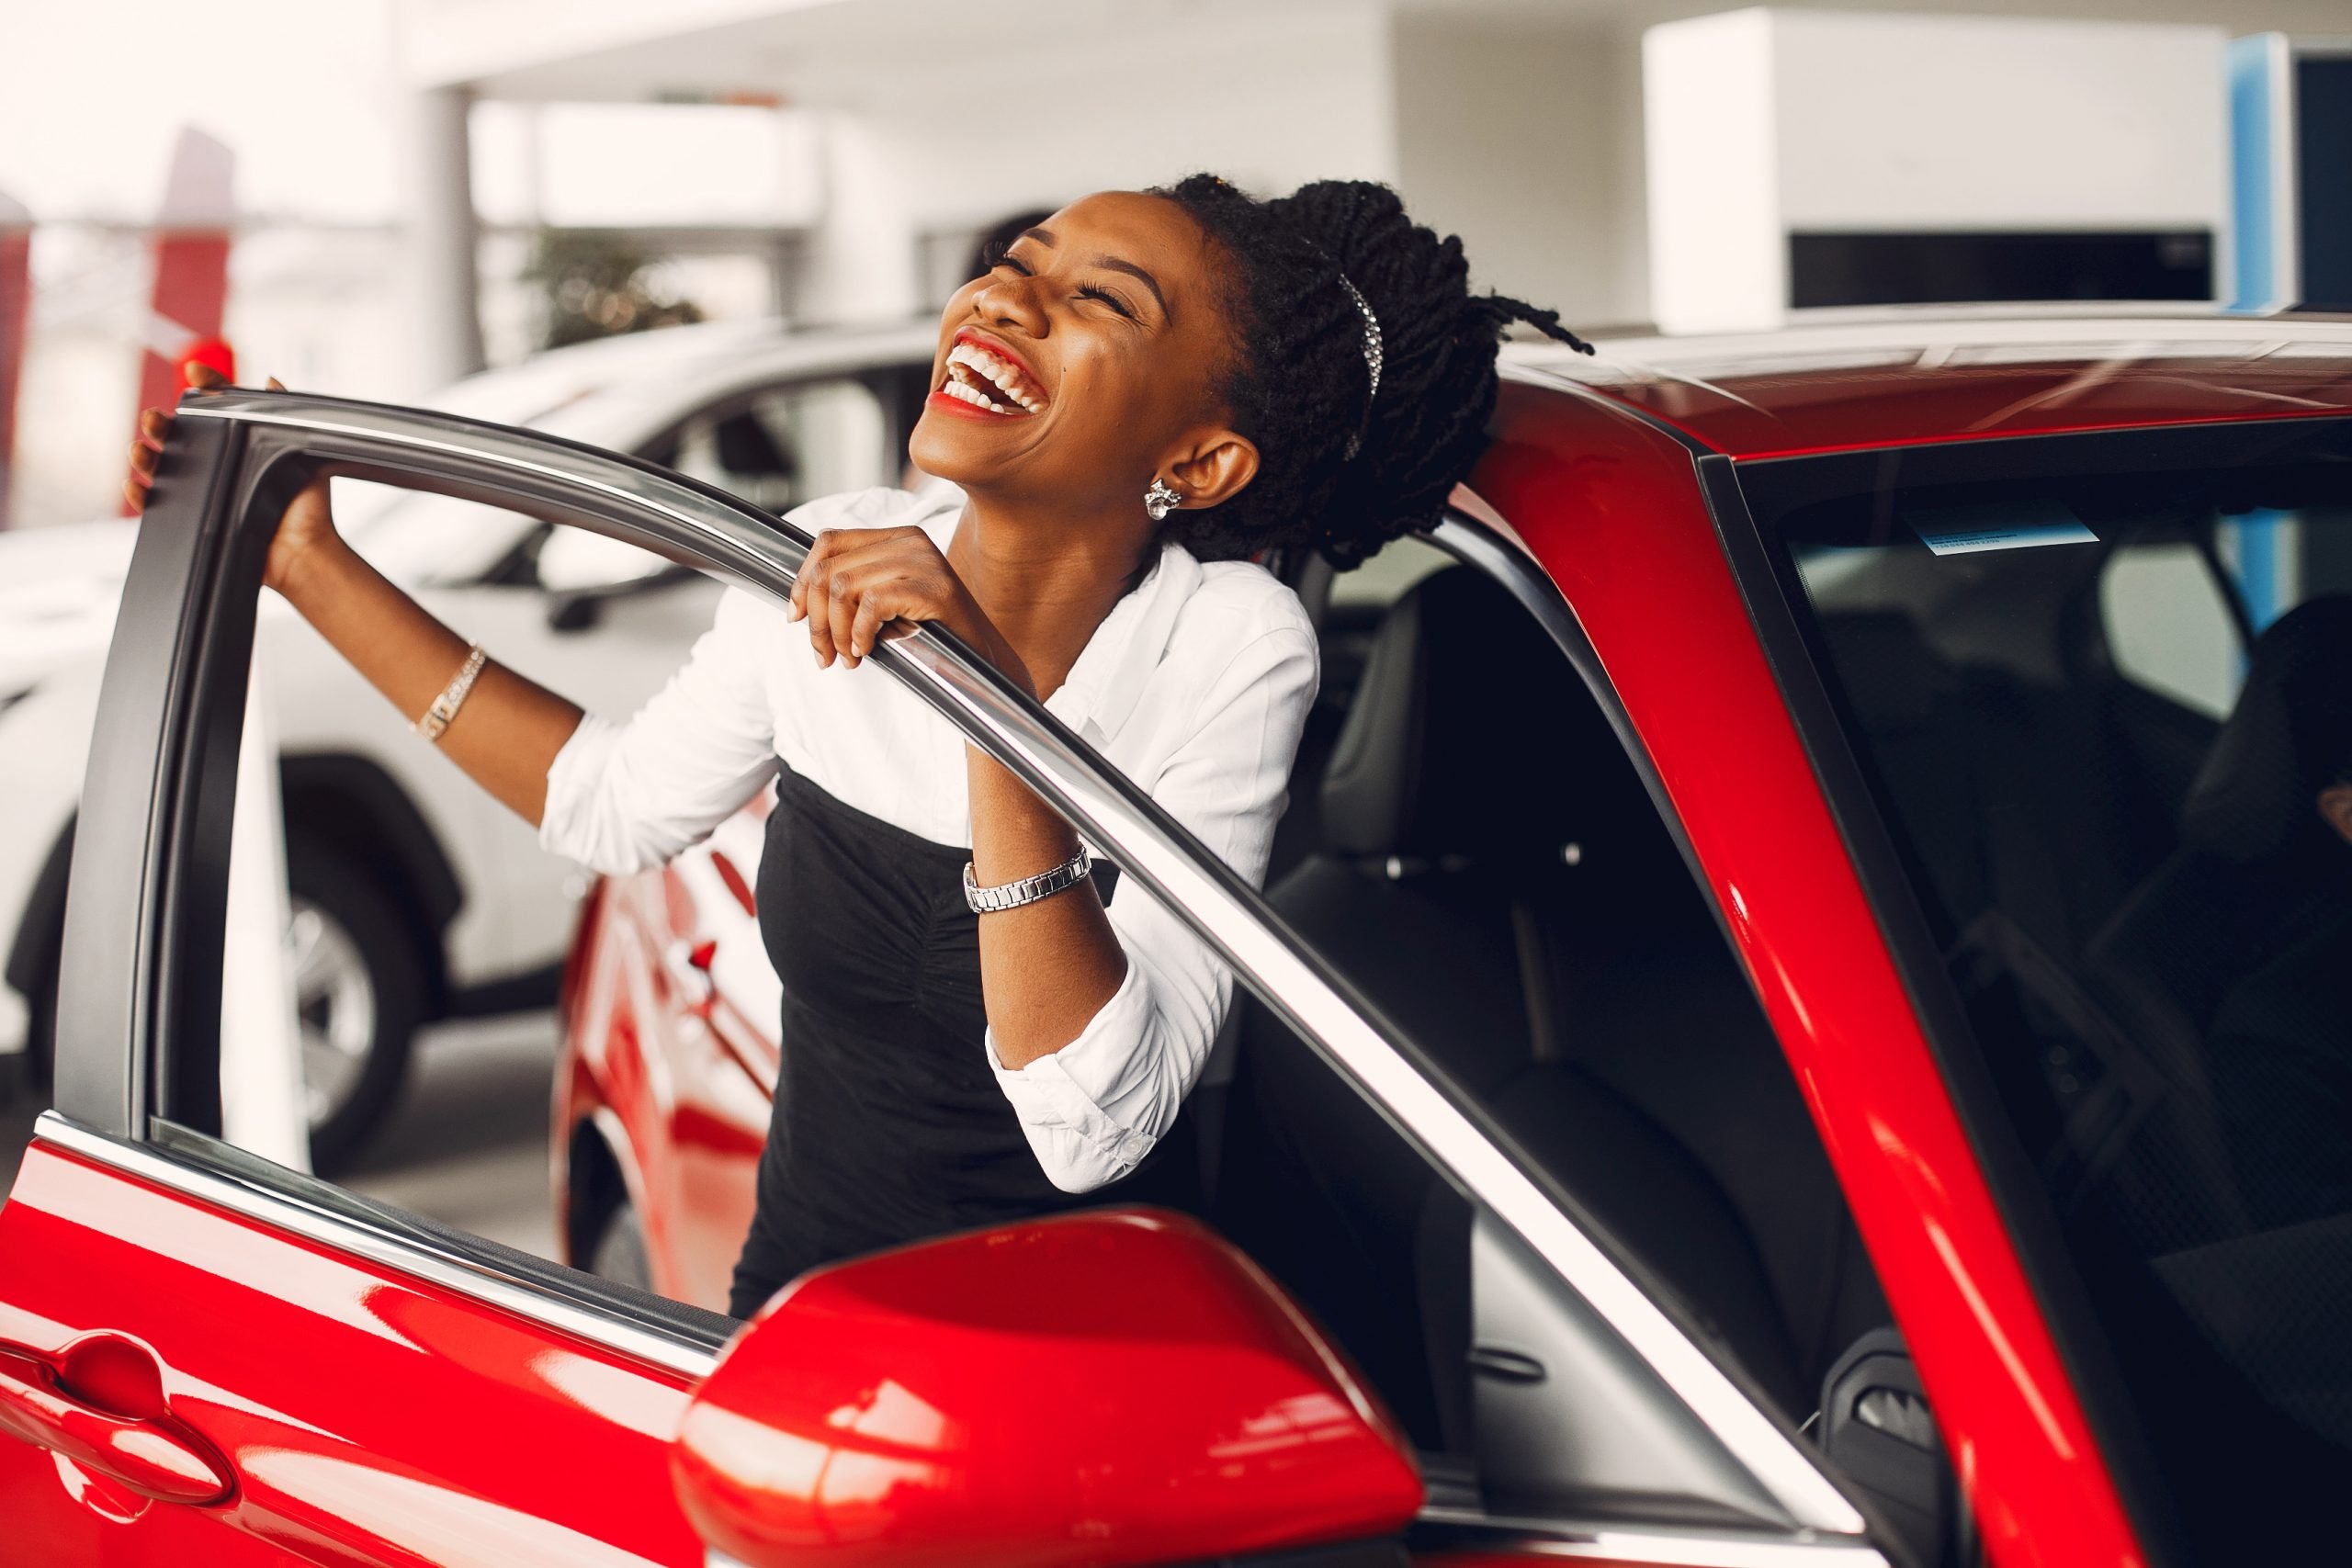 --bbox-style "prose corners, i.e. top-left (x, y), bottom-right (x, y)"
top-left (1749, 423), bottom-right (2352, 1555)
